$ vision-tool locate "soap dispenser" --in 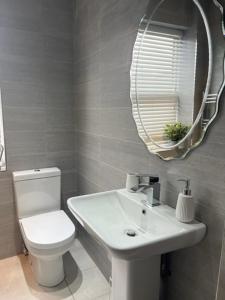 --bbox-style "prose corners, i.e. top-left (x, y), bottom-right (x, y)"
top-left (176, 179), bottom-right (195, 223)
